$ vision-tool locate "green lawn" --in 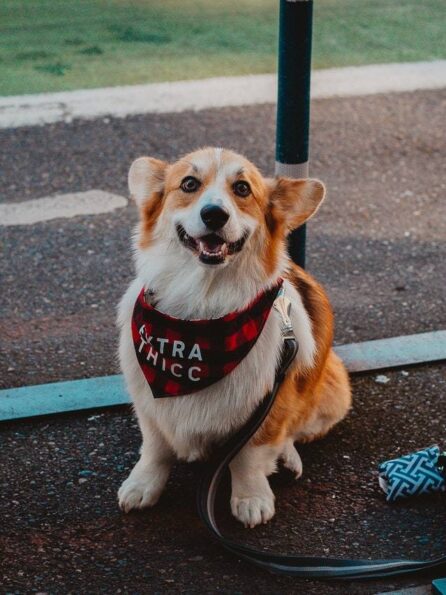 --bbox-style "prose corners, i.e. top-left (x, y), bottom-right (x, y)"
top-left (1, 0), bottom-right (445, 96)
